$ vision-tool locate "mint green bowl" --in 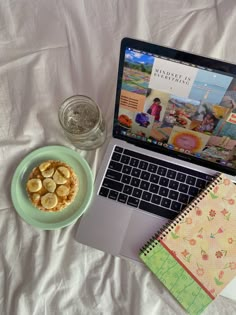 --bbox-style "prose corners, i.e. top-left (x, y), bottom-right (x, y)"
top-left (11, 145), bottom-right (94, 230)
